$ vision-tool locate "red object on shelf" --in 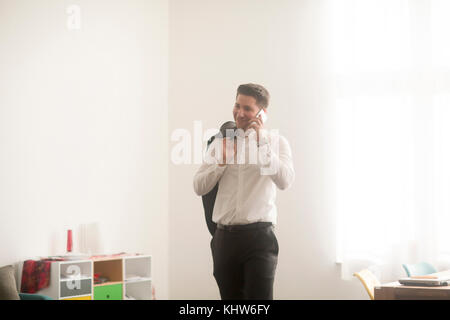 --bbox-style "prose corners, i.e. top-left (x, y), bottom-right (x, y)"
top-left (67, 230), bottom-right (73, 252)
top-left (21, 260), bottom-right (52, 293)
